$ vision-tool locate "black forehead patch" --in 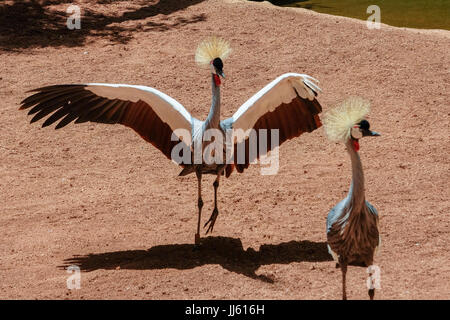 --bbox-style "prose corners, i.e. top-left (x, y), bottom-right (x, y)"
top-left (359, 119), bottom-right (370, 130)
top-left (212, 57), bottom-right (223, 70)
